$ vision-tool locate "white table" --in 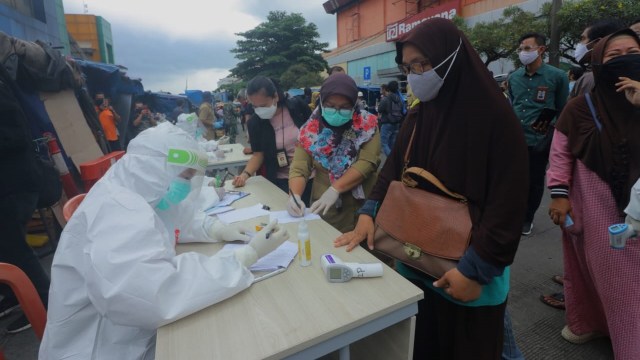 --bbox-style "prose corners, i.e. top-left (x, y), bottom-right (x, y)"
top-left (156, 176), bottom-right (423, 360)
top-left (207, 143), bottom-right (252, 171)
